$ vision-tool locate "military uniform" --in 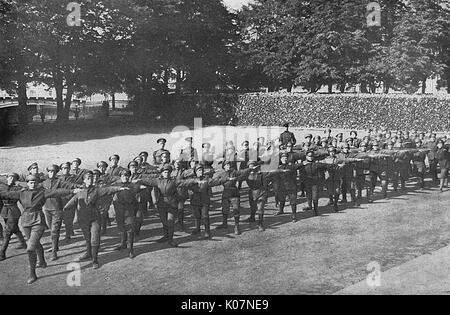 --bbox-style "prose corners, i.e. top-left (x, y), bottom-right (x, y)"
top-left (274, 160), bottom-right (303, 220)
top-left (0, 176), bottom-right (27, 261)
top-left (0, 181), bottom-right (74, 284)
top-left (322, 155), bottom-right (344, 212)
